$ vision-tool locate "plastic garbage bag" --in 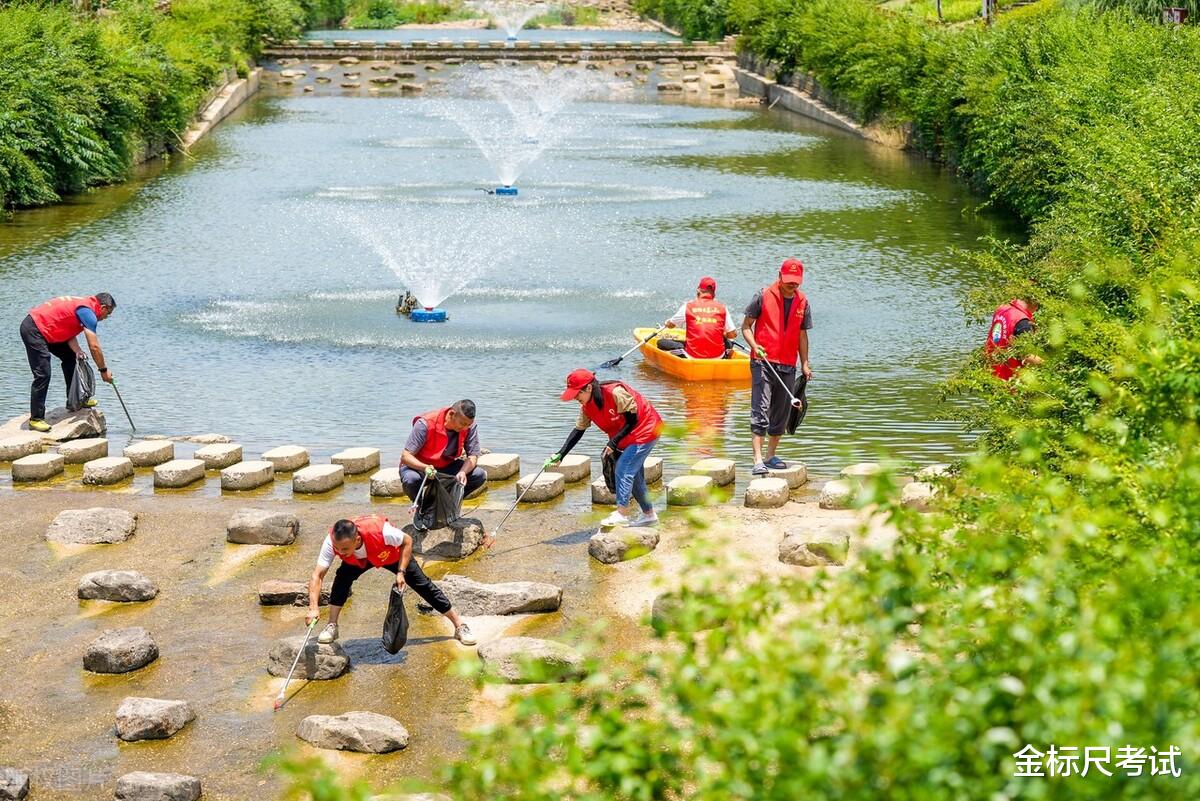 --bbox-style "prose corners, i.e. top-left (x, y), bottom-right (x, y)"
top-left (414, 474), bottom-right (465, 531)
top-left (602, 448), bottom-right (620, 493)
top-left (67, 357), bottom-right (95, 412)
top-left (786, 374), bottom-right (809, 435)
top-left (381, 585), bottom-right (409, 654)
